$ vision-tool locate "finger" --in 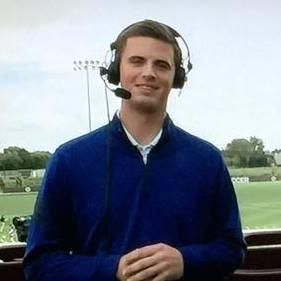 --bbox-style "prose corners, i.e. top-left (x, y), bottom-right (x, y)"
top-left (127, 262), bottom-right (164, 281)
top-left (152, 270), bottom-right (168, 281)
top-left (124, 255), bottom-right (158, 277)
top-left (124, 248), bottom-right (143, 266)
top-left (125, 244), bottom-right (162, 264)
